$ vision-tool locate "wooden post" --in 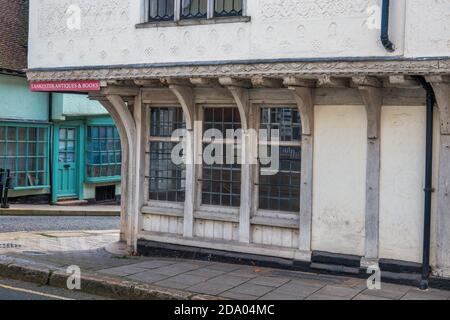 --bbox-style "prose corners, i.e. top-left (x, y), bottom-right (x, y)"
top-left (286, 78), bottom-right (315, 261)
top-left (427, 76), bottom-right (450, 276)
top-left (354, 76), bottom-right (382, 267)
top-left (168, 84), bottom-right (196, 238)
